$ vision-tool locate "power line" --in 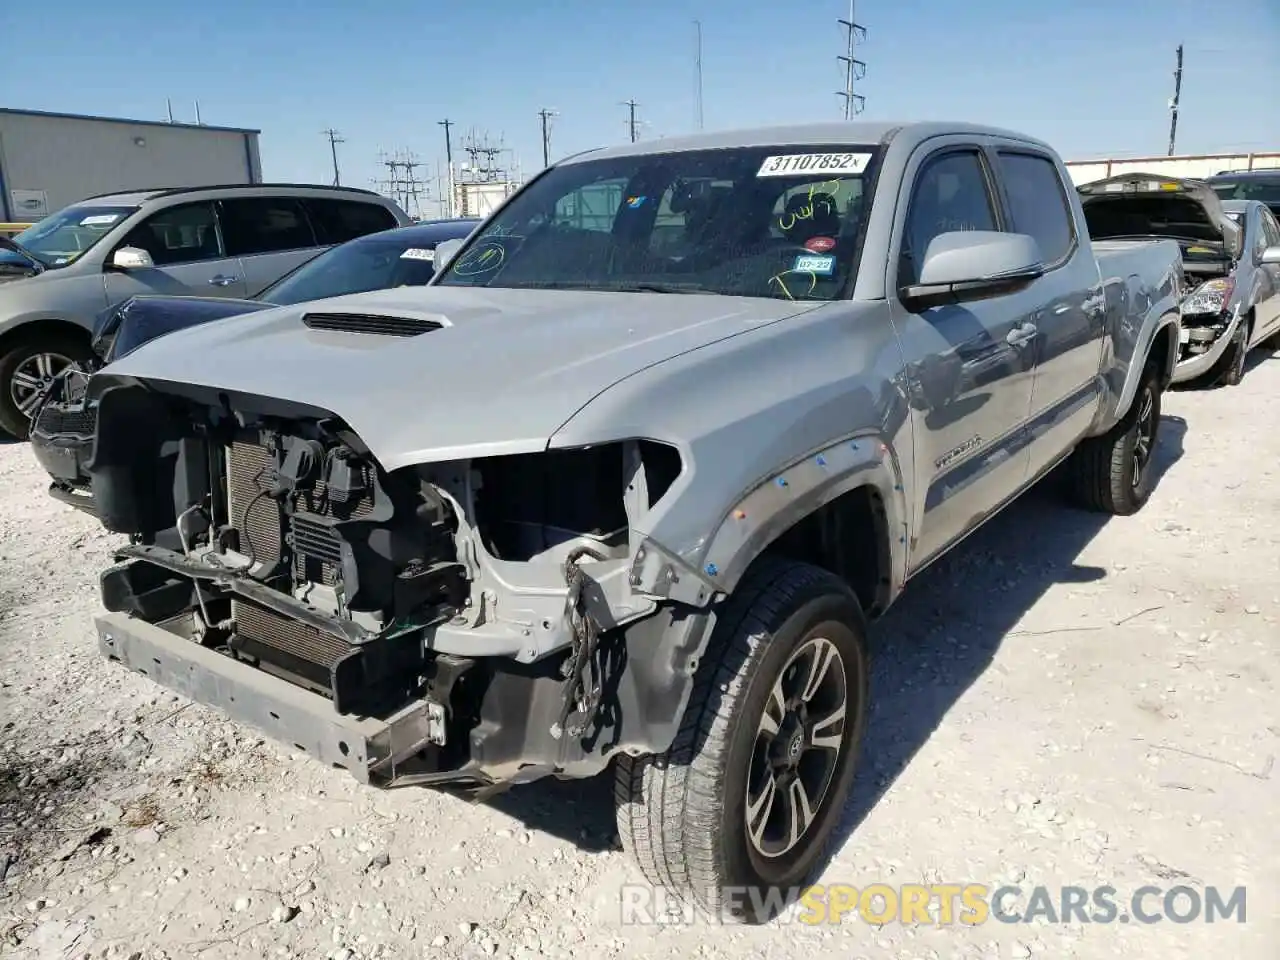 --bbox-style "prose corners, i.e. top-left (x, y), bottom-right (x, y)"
top-left (439, 119), bottom-right (455, 218)
top-left (693, 20), bottom-right (704, 131)
top-left (836, 0), bottom-right (867, 119)
top-left (322, 128), bottom-right (345, 186)
top-left (622, 99), bottom-right (641, 143)
top-left (1168, 44), bottom-right (1183, 157)
top-left (538, 108), bottom-right (559, 167)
